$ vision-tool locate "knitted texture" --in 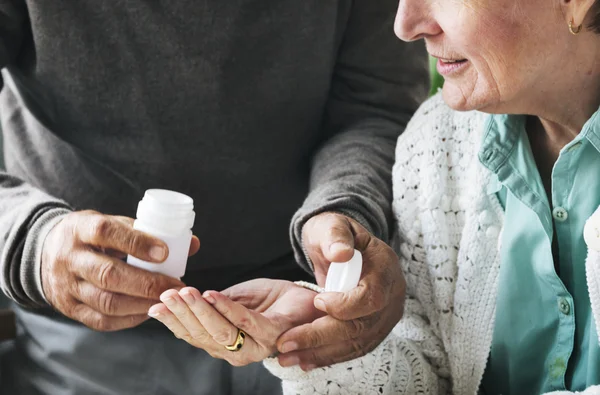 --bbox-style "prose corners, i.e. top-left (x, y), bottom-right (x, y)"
top-left (266, 94), bottom-right (600, 395)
